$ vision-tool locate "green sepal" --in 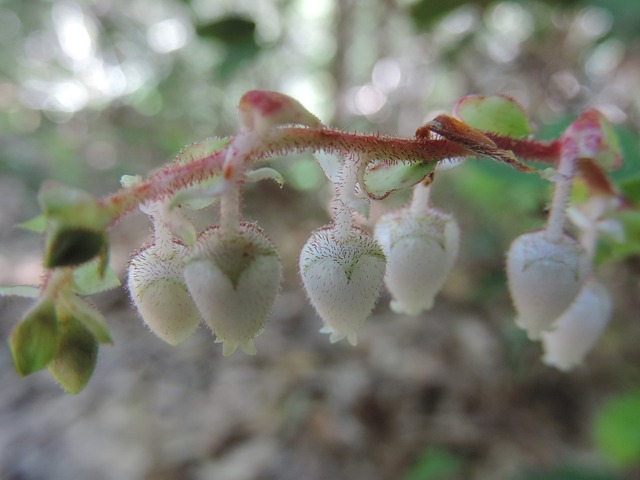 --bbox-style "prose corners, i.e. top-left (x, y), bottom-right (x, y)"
top-left (61, 294), bottom-right (113, 344)
top-left (16, 214), bottom-right (47, 233)
top-left (9, 298), bottom-right (60, 376)
top-left (166, 137), bottom-right (230, 211)
top-left (44, 225), bottom-right (107, 268)
top-left (245, 167), bottom-right (284, 187)
top-left (38, 183), bottom-right (111, 268)
top-left (362, 160), bottom-right (433, 199)
top-left (453, 94), bottom-right (531, 138)
top-left (38, 182), bottom-right (110, 229)
top-left (72, 258), bottom-right (120, 296)
top-left (48, 315), bottom-right (98, 394)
